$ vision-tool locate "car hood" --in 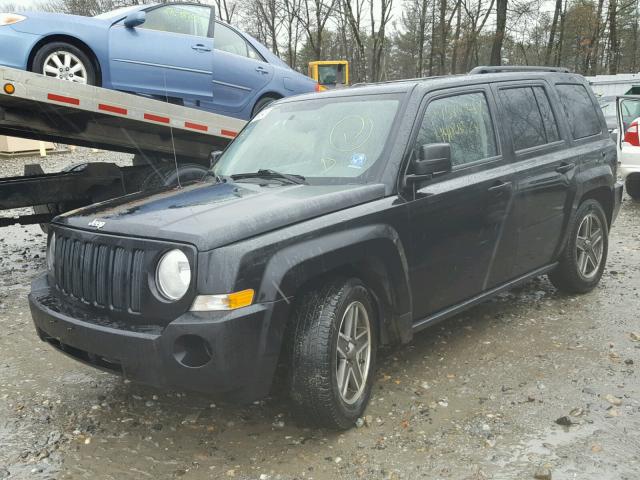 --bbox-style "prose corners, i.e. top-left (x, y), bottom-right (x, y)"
top-left (12, 11), bottom-right (109, 32)
top-left (55, 180), bottom-right (386, 251)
